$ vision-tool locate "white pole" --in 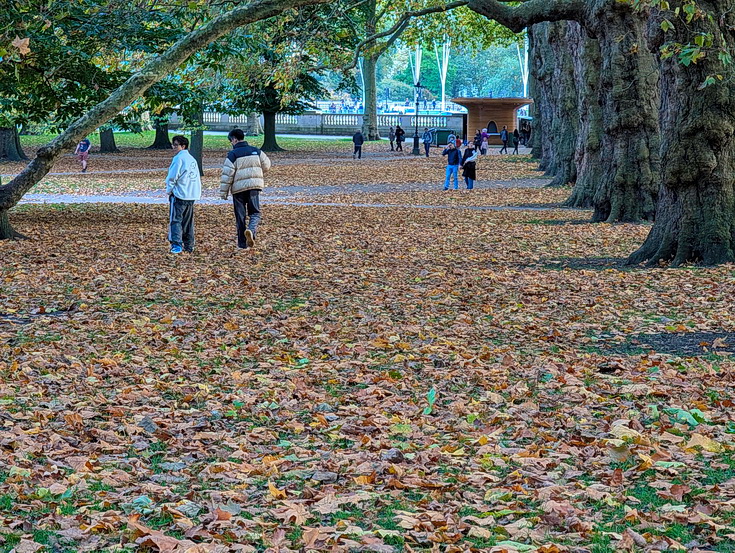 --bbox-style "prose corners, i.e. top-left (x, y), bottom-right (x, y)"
top-left (516, 34), bottom-right (529, 97)
top-left (434, 37), bottom-right (450, 111)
